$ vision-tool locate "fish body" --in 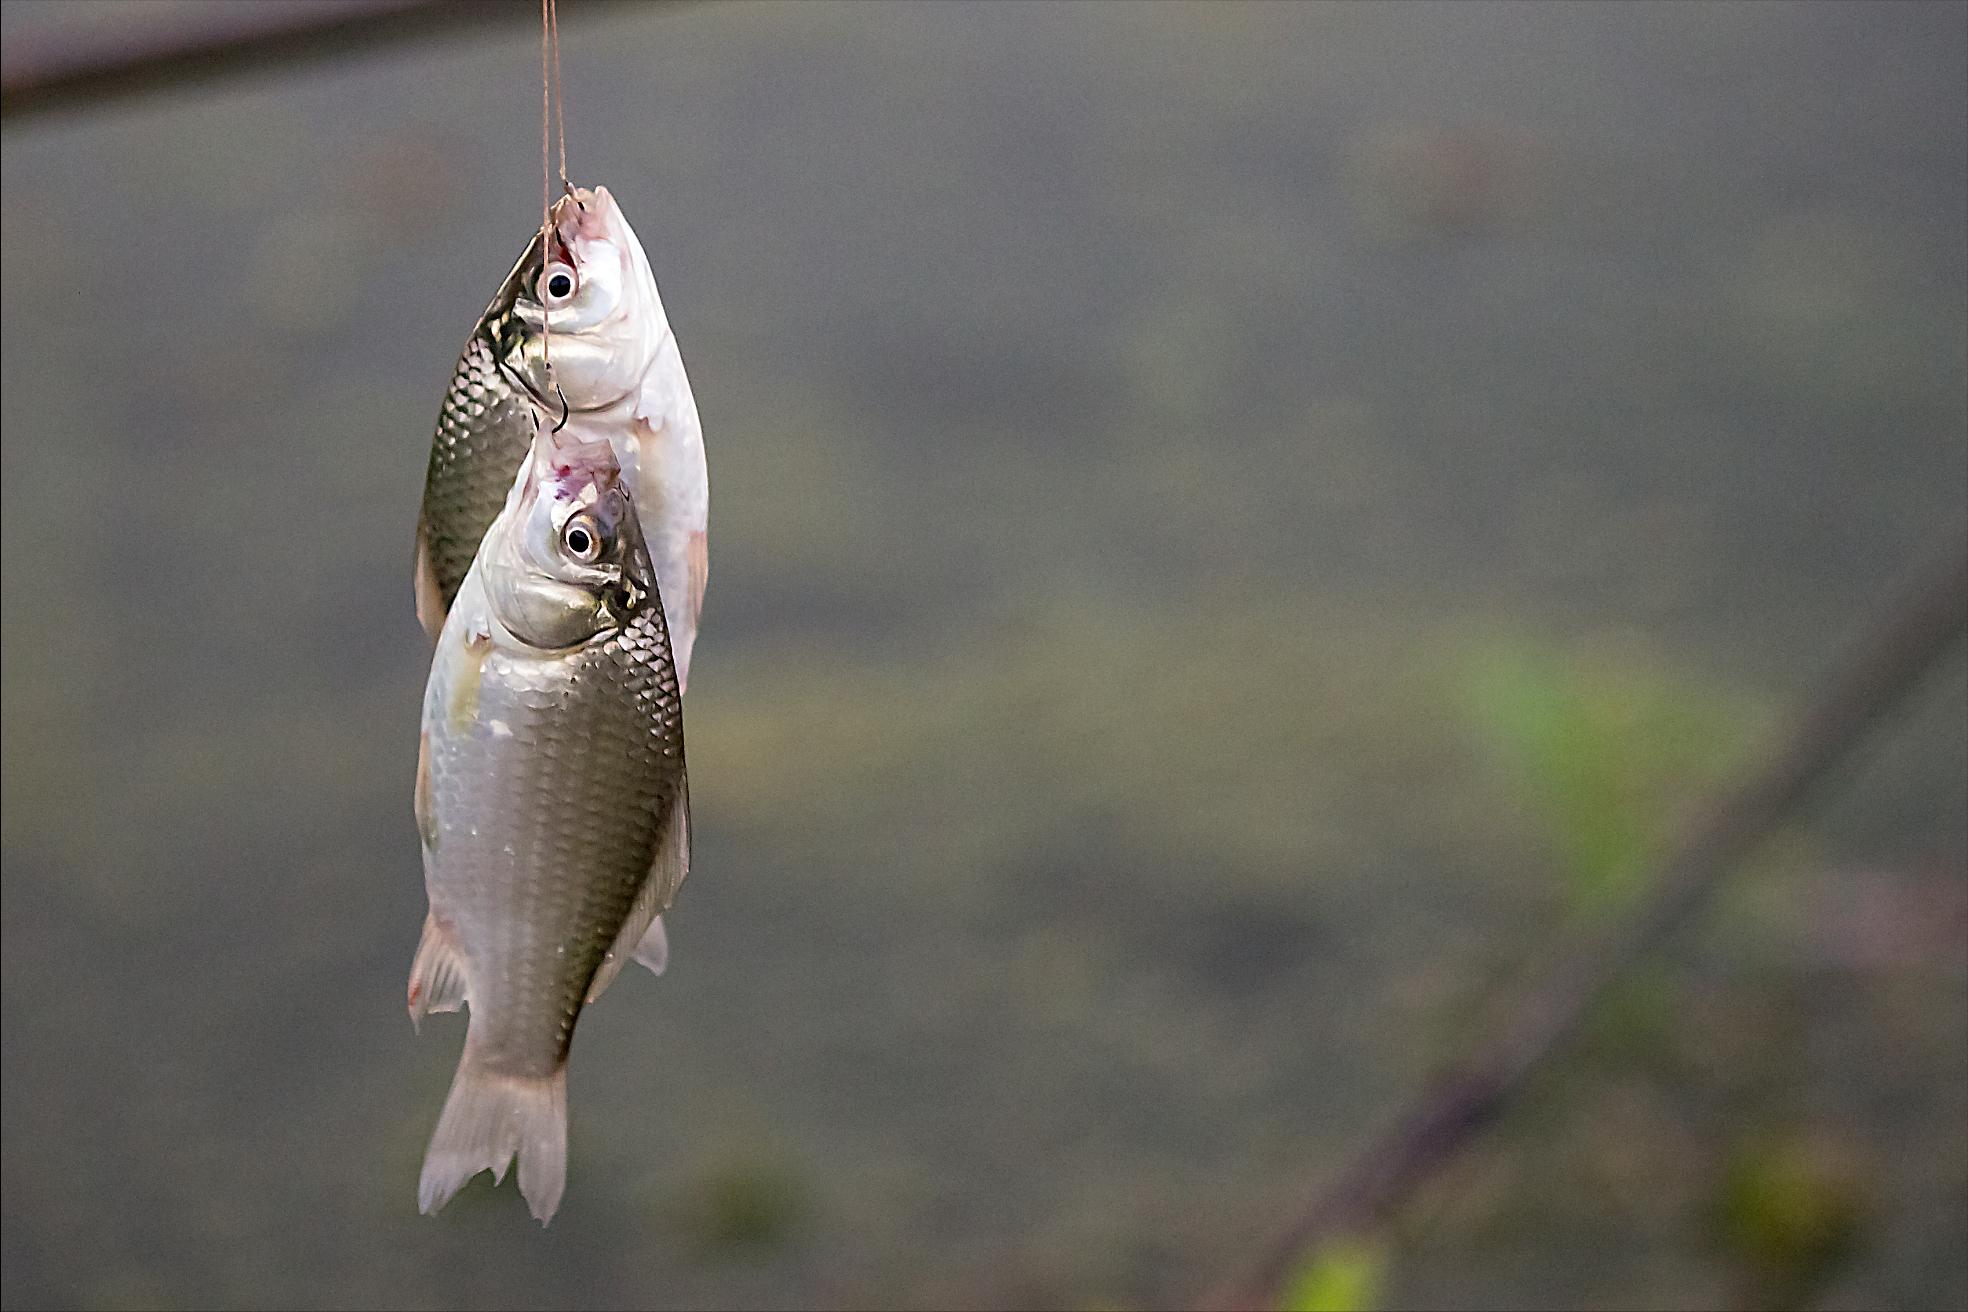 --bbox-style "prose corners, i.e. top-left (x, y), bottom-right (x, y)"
top-left (410, 428), bottom-right (689, 1222)
top-left (417, 186), bottom-right (709, 689)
